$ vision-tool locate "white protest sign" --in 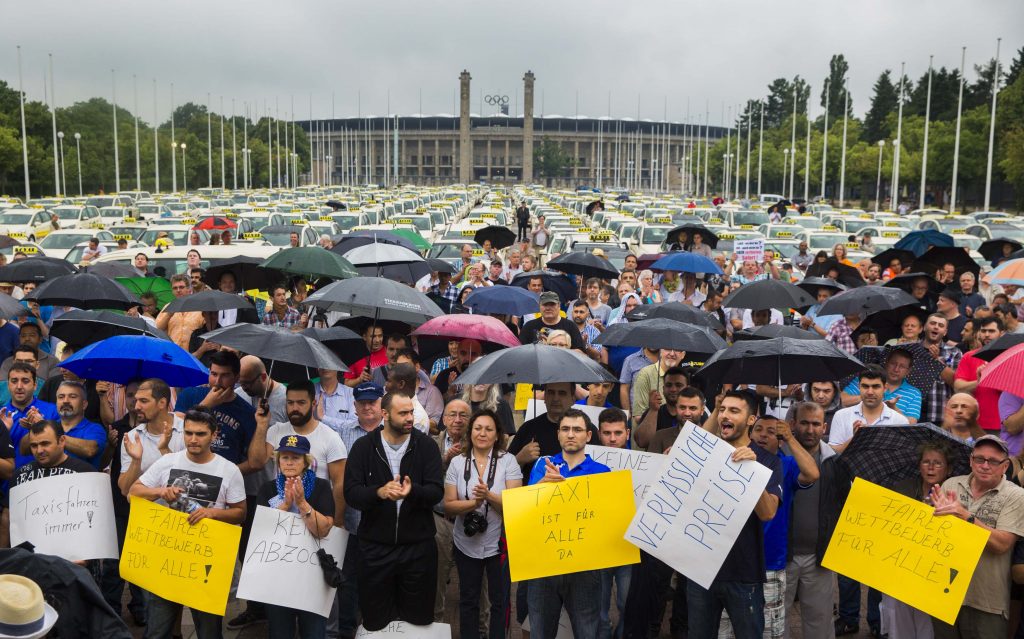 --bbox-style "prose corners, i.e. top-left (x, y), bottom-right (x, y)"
top-left (624, 421), bottom-right (772, 589)
top-left (237, 505), bottom-right (349, 617)
top-left (526, 400), bottom-right (628, 425)
top-left (355, 622), bottom-right (451, 638)
top-left (9, 471), bottom-right (119, 561)
top-left (734, 238), bottom-right (764, 262)
top-left (585, 445), bottom-right (666, 506)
